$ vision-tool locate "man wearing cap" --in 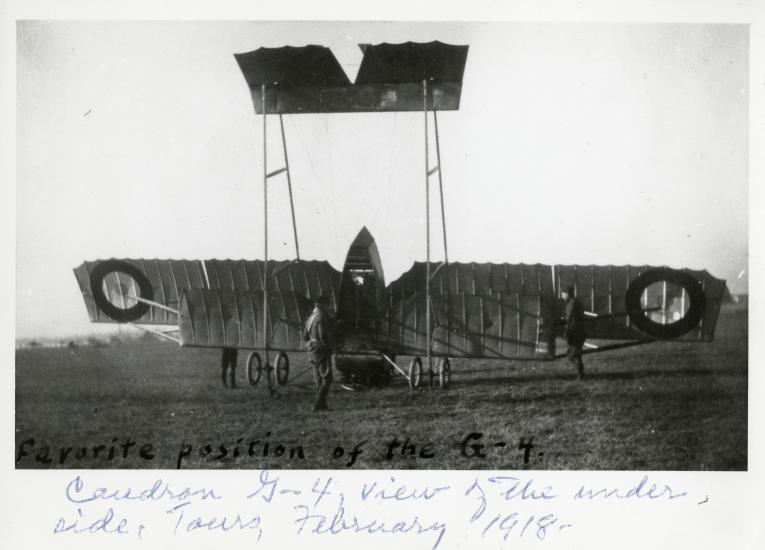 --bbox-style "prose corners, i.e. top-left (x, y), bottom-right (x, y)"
top-left (304, 296), bottom-right (335, 411)
top-left (561, 286), bottom-right (586, 379)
